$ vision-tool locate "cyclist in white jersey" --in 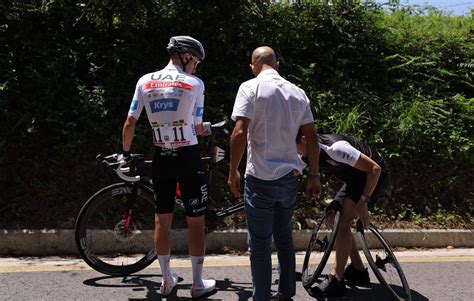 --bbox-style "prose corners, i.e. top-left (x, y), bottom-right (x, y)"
top-left (119, 36), bottom-right (215, 298)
